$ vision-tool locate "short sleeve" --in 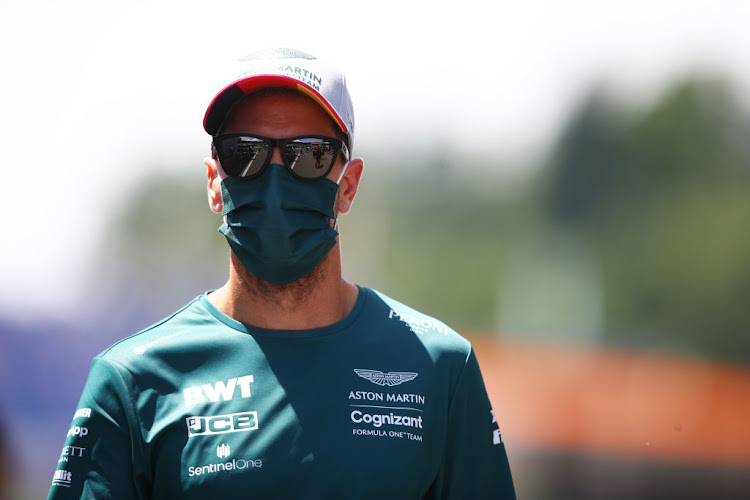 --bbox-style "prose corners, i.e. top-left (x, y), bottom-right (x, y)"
top-left (47, 357), bottom-right (149, 499)
top-left (427, 348), bottom-right (516, 499)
